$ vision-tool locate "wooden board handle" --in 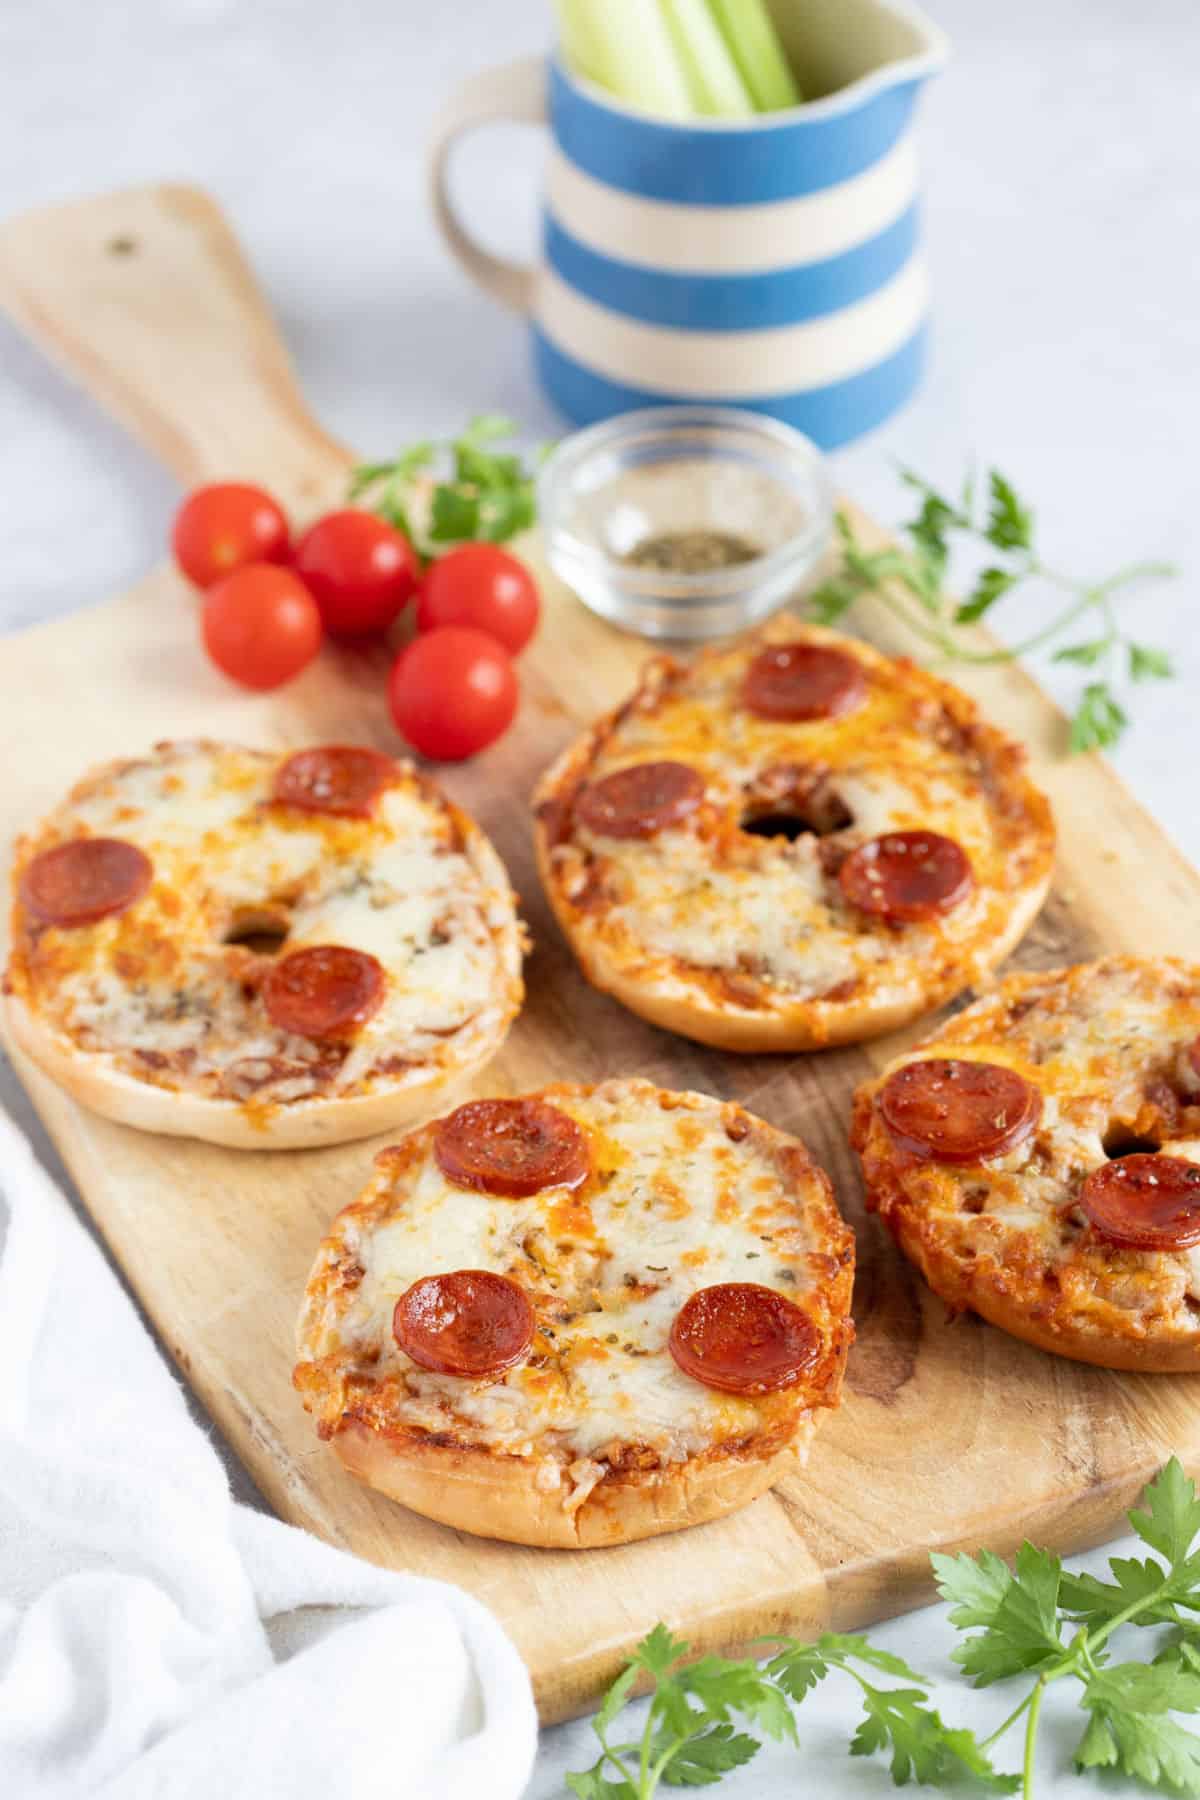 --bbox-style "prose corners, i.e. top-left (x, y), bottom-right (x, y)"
top-left (0, 185), bottom-right (350, 501)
